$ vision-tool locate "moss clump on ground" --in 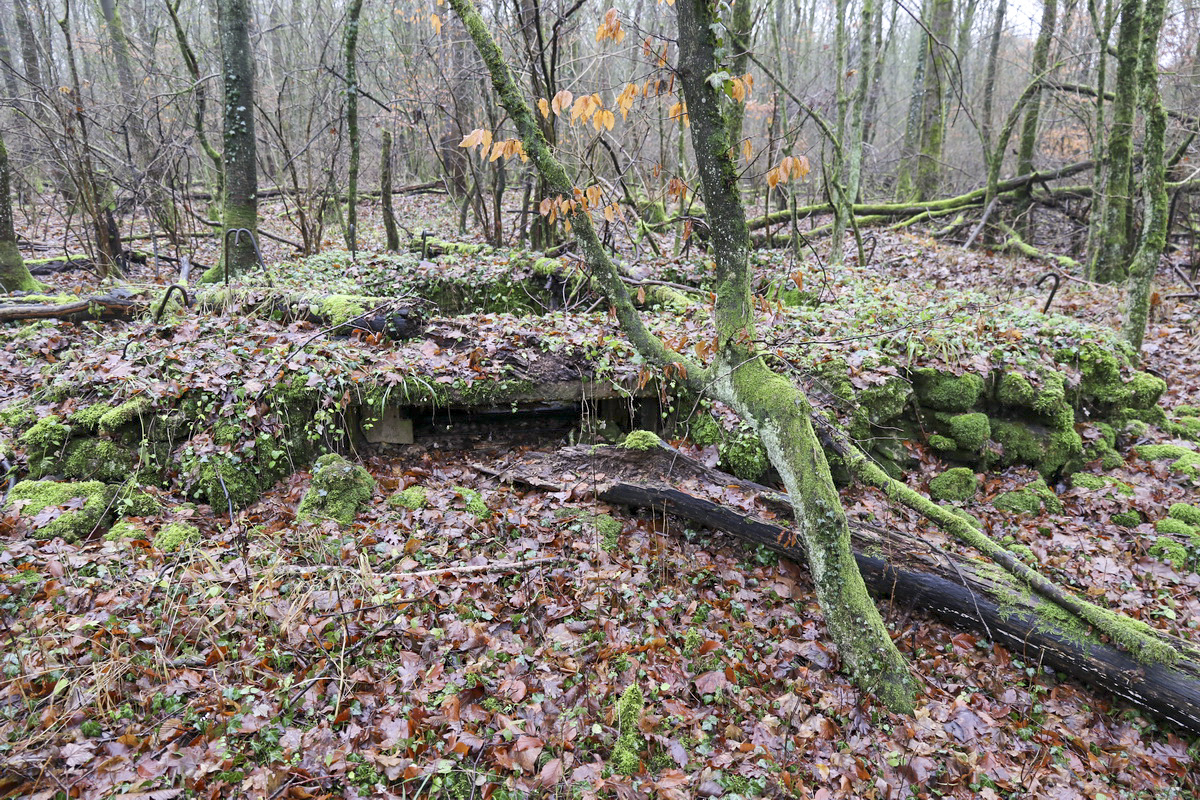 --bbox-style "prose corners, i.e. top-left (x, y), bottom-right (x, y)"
top-left (454, 486), bottom-right (491, 520)
top-left (1070, 472), bottom-right (1106, 490)
top-left (928, 468), bottom-right (978, 501)
top-left (593, 513), bottom-right (622, 551)
top-left (1136, 444), bottom-right (1200, 479)
top-left (993, 490), bottom-right (1042, 515)
top-left (1155, 518), bottom-right (1195, 537)
top-left (19, 415), bottom-right (70, 472)
top-left (858, 378), bottom-right (912, 425)
top-left (1169, 503), bottom-right (1200, 526)
top-left (63, 438), bottom-right (132, 483)
top-left (104, 520), bottom-right (143, 541)
top-left (611, 684), bottom-right (644, 776)
top-left (944, 412), bottom-right (991, 451)
top-left (115, 486), bottom-right (162, 517)
top-left (1083, 422), bottom-right (1124, 470)
top-left (154, 521), bottom-right (199, 553)
top-left (1111, 511), bottom-right (1142, 528)
top-left (387, 485), bottom-right (428, 510)
top-left (621, 430), bottom-right (662, 450)
top-left (5, 479), bottom-right (114, 542)
top-left (297, 453), bottom-right (376, 526)
top-left (68, 403), bottom-right (111, 432)
top-left (0, 399), bottom-right (35, 429)
top-left (98, 396), bottom-right (151, 434)
top-left (913, 369), bottom-right (984, 412)
top-left (718, 431), bottom-right (769, 481)
top-left (1148, 536), bottom-right (1189, 566)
